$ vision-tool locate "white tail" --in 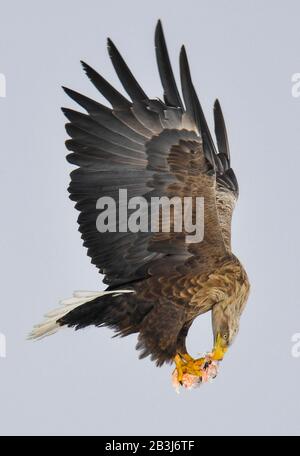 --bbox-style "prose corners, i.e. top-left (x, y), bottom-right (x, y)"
top-left (28, 289), bottom-right (134, 340)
